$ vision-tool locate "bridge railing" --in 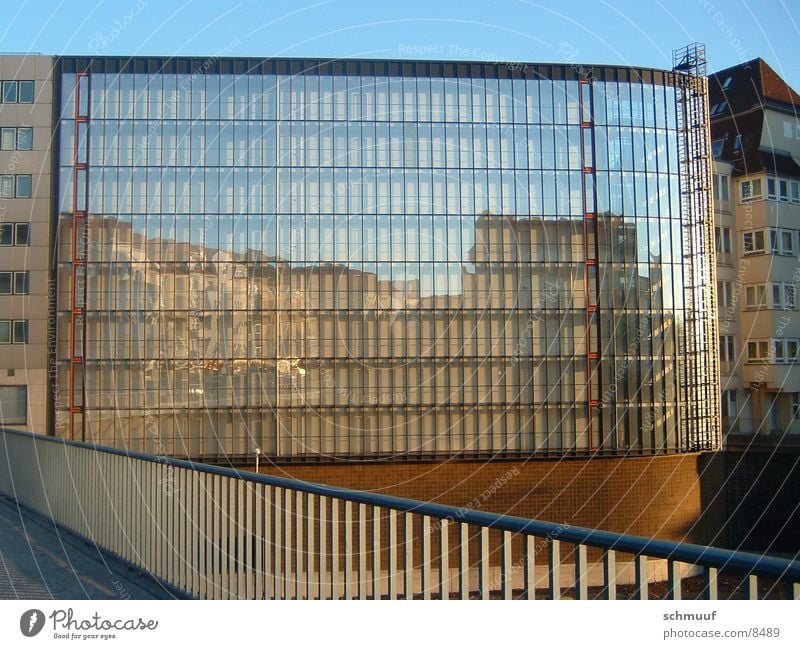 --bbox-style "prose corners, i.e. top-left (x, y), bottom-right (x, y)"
top-left (1, 427), bottom-right (798, 599)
